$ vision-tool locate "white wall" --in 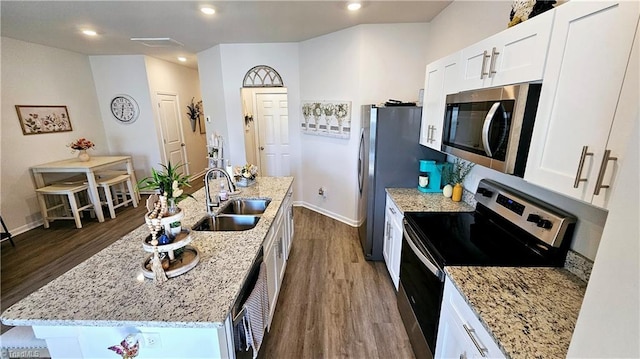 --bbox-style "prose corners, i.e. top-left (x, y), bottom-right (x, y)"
top-left (197, 43), bottom-right (302, 197)
top-left (144, 57), bottom-right (207, 177)
top-left (425, 1), bottom-right (513, 64)
top-left (89, 55), bottom-right (161, 181)
top-left (299, 23), bottom-right (429, 224)
top-left (0, 37), bottom-right (108, 233)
